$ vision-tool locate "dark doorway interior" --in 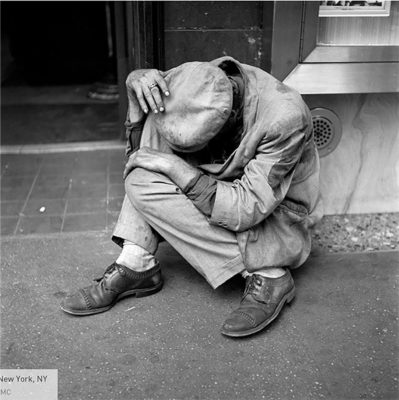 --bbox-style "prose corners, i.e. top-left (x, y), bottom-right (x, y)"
top-left (1, 2), bottom-right (119, 145)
